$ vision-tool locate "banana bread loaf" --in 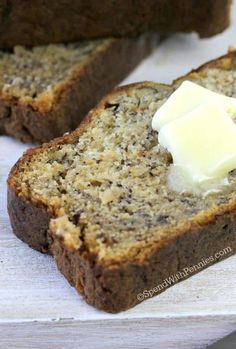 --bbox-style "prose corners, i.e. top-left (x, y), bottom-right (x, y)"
top-left (0, 34), bottom-right (157, 143)
top-left (0, 0), bottom-right (232, 48)
top-left (8, 52), bottom-right (236, 312)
